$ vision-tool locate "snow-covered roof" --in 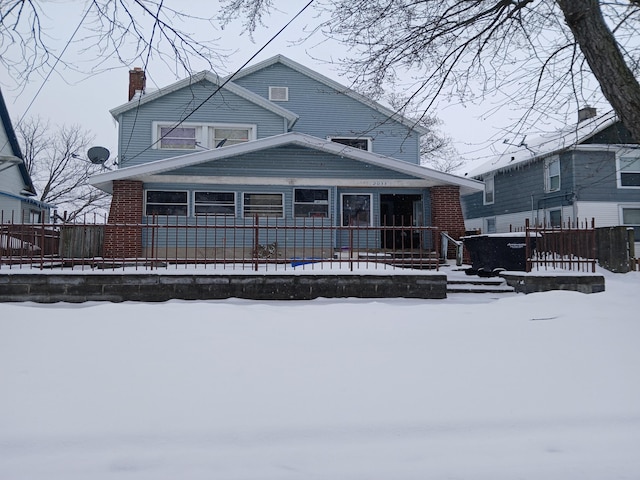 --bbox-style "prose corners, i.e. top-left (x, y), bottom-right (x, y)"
top-left (89, 132), bottom-right (483, 195)
top-left (467, 111), bottom-right (620, 178)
